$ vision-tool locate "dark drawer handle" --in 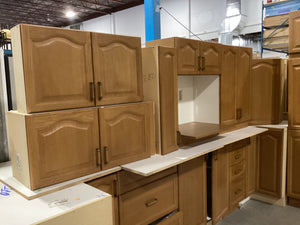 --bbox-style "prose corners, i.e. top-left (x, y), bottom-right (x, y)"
top-left (145, 198), bottom-right (158, 207)
top-left (89, 82), bottom-right (95, 101)
top-left (234, 169), bottom-right (242, 175)
top-left (234, 189), bottom-right (242, 195)
top-left (202, 56), bottom-right (205, 71)
top-left (198, 56), bottom-right (201, 71)
top-left (104, 146), bottom-right (109, 164)
top-left (96, 148), bottom-right (101, 167)
top-left (97, 82), bottom-right (103, 101)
